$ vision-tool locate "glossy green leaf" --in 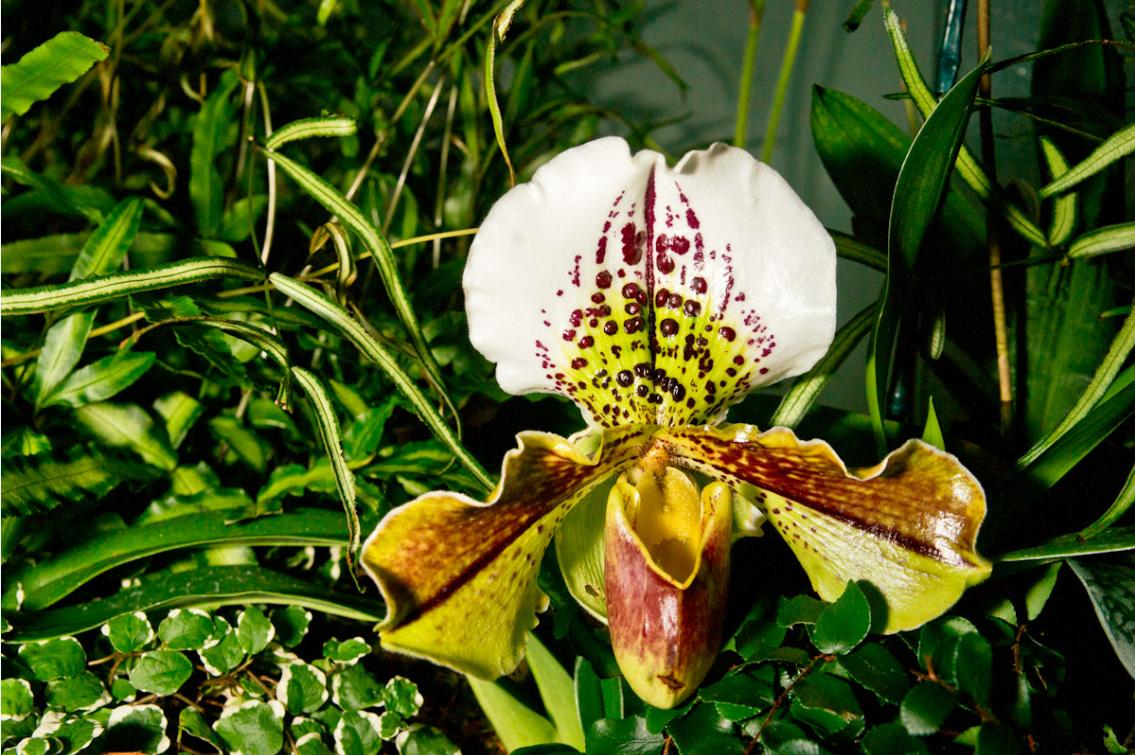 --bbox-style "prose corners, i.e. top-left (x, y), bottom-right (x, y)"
top-left (812, 581), bottom-right (871, 655)
top-left (1039, 138), bottom-right (1078, 246)
top-left (1025, 562), bottom-right (1063, 620)
top-left (1082, 464), bottom-right (1135, 538)
top-left (1020, 300), bottom-right (1134, 466)
top-left (791, 673), bottom-right (862, 735)
top-left (277, 662), bottom-right (329, 715)
top-left (18, 637), bottom-right (86, 680)
top-left (526, 633), bottom-right (585, 750)
top-left (270, 273), bottom-right (491, 490)
top-left (214, 700), bottom-right (285, 755)
top-left (41, 351), bottom-right (154, 409)
top-left (900, 683), bottom-right (955, 736)
top-left (32, 198), bottom-right (143, 407)
top-left (333, 663), bottom-right (384, 711)
top-left (102, 612), bottom-right (154, 653)
top-left (46, 670), bottom-right (110, 711)
top-left (586, 715), bottom-right (663, 755)
top-left (954, 632), bottom-right (993, 707)
top-left (236, 606), bottom-right (275, 655)
top-left (882, 9), bottom-right (1044, 247)
top-left (862, 723), bottom-right (928, 754)
top-left (158, 609), bottom-right (215, 650)
top-left (1019, 377), bottom-right (1135, 489)
top-left (0, 231), bottom-right (226, 275)
top-left (155, 391), bottom-right (204, 449)
top-left (5, 565), bottom-right (382, 642)
top-left (0, 256), bottom-right (263, 317)
top-left (209, 415), bottom-right (269, 472)
top-left (921, 397), bottom-right (945, 450)
top-left (1039, 123), bottom-right (1135, 197)
top-left (666, 703), bottom-right (744, 754)
top-left (265, 116), bottom-right (357, 151)
top-left (0, 157), bottom-right (107, 223)
top-left (0, 445), bottom-right (154, 517)
top-left (75, 402), bottom-right (178, 471)
top-left (1, 31), bottom-right (108, 118)
top-left (467, 676), bottom-right (558, 751)
top-left (868, 53), bottom-right (986, 448)
top-left (0, 679), bottom-right (35, 719)
top-left (129, 650), bottom-right (193, 696)
top-left (190, 71), bottom-right (239, 237)
top-left (1068, 555), bottom-right (1135, 679)
top-left (292, 367), bottom-right (359, 571)
top-left (838, 644), bottom-right (908, 704)
top-left (2, 507), bottom-right (347, 611)
top-left (262, 149), bottom-right (444, 389)
top-left (829, 230), bottom-right (886, 271)
top-left (698, 671), bottom-right (774, 720)
top-left (771, 303), bottom-right (875, 429)
top-left (218, 194), bottom-right (268, 243)
top-left (998, 527), bottom-right (1135, 563)
top-left (1068, 222), bottom-right (1135, 259)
